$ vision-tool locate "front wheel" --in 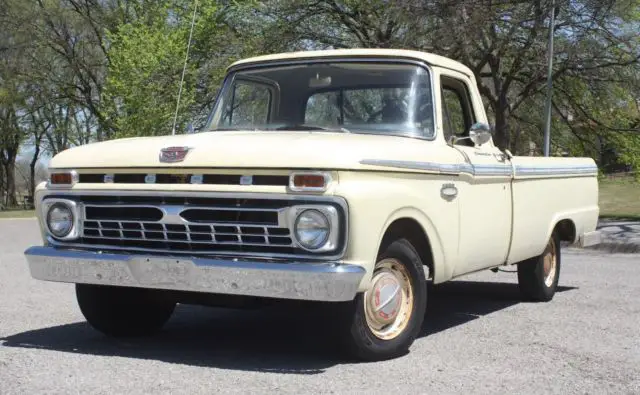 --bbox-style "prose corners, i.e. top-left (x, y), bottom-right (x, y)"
top-left (76, 284), bottom-right (176, 337)
top-left (337, 239), bottom-right (427, 361)
top-left (517, 231), bottom-right (561, 302)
